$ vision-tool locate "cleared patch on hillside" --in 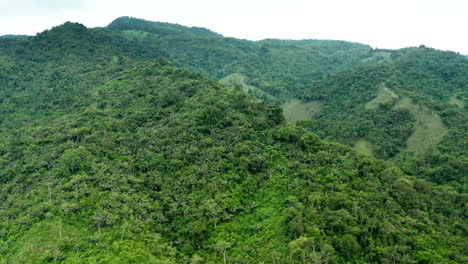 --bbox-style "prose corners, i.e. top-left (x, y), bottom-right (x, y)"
top-left (15, 221), bottom-right (81, 263)
top-left (365, 84), bottom-right (398, 110)
top-left (120, 30), bottom-right (152, 41)
top-left (449, 96), bottom-right (465, 108)
top-left (0, 55), bottom-right (11, 63)
top-left (393, 98), bottom-right (448, 153)
top-left (207, 166), bottom-right (291, 259)
top-left (281, 99), bottom-right (321, 124)
top-left (354, 140), bottom-right (374, 156)
top-left (361, 51), bottom-right (391, 63)
top-left (0, 56), bottom-right (14, 67)
top-left (220, 73), bottom-right (277, 102)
